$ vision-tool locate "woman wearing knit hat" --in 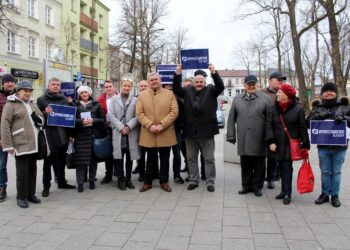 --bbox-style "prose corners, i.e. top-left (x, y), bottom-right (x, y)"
top-left (266, 84), bottom-right (310, 205)
top-left (307, 82), bottom-right (350, 207)
top-left (72, 86), bottom-right (107, 192)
